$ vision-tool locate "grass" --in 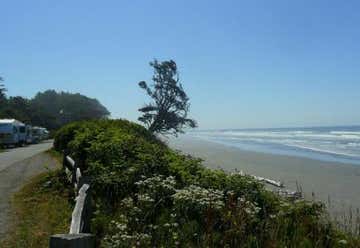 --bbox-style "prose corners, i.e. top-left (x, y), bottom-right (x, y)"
top-left (46, 148), bottom-right (63, 162)
top-left (0, 170), bottom-right (73, 248)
